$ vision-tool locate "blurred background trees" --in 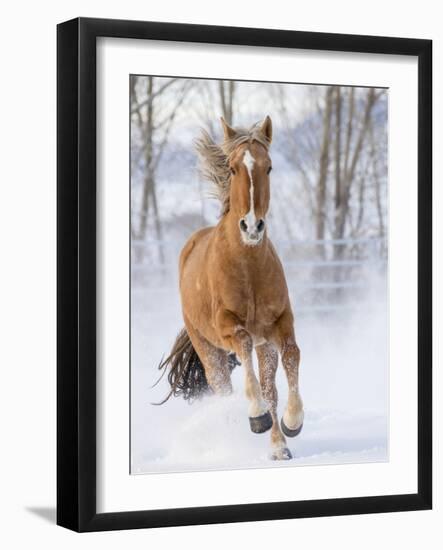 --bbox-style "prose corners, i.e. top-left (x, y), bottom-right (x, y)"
top-left (275, 84), bottom-right (387, 248)
top-left (131, 76), bottom-right (193, 261)
top-left (130, 75), bottom-right (388, 313)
